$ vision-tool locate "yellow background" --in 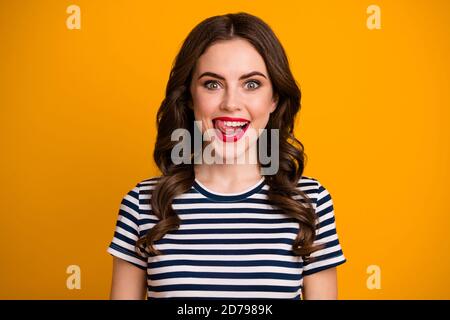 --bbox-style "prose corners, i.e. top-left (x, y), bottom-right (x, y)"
top-left (1, 0), bottom-right (449, 299)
